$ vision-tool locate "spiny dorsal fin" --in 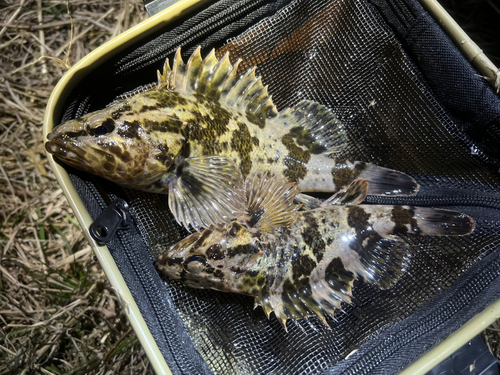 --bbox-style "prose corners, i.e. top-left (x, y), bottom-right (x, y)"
top-left (244, 174), bottom-right (300, 233)
top-left (157, 47), bottom-right (278, 128)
